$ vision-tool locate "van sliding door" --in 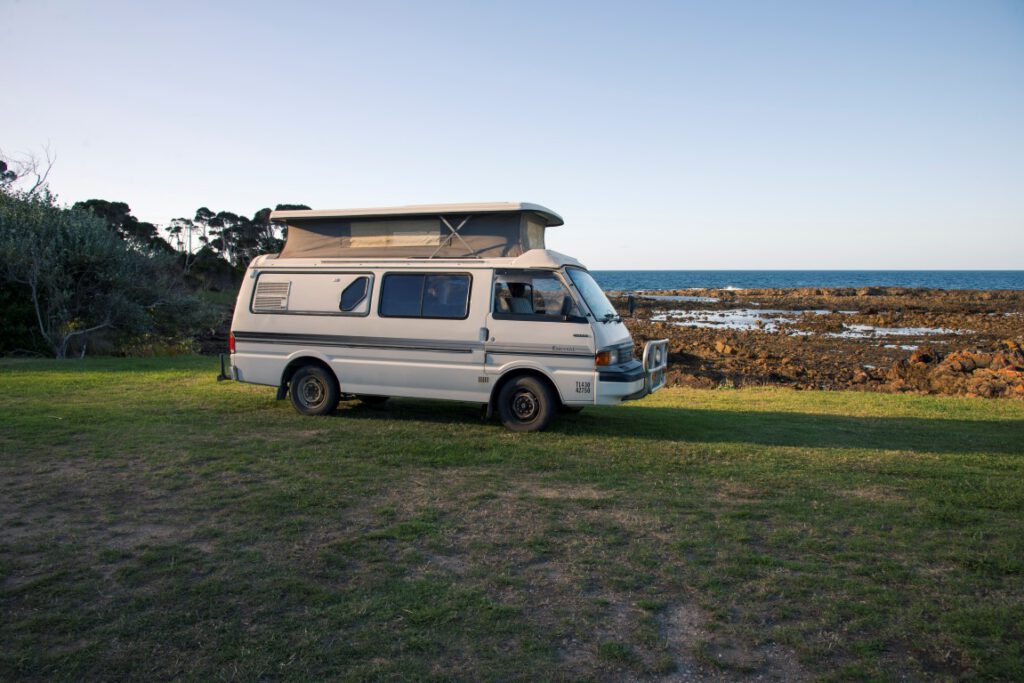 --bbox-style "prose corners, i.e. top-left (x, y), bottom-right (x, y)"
top-left (331, 270), bottom-right (489, 402)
